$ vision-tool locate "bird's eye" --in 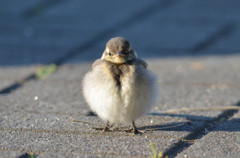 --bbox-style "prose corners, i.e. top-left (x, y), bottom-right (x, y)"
top-left (108, 52), bottom-right (111, 56)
